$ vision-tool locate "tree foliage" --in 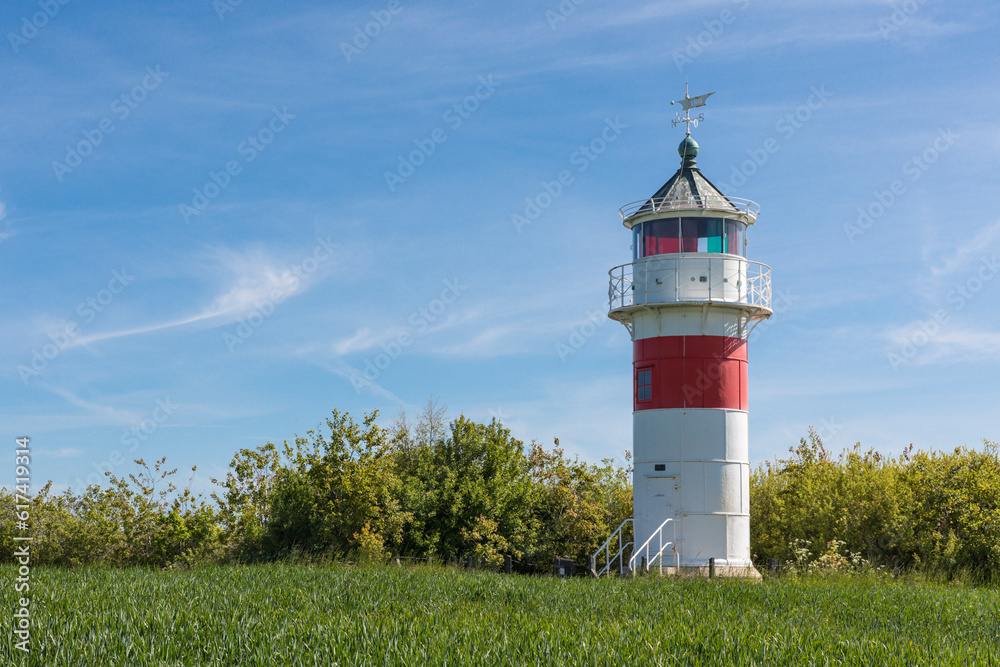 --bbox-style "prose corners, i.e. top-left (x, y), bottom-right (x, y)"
top-left (1, 406), bottom-right (632, 569)
top-left (0, 457), bottom-right (220, 568)
top-left (7, 412), bottom-right (998, 580)
top-left (751, 429), bottom-right (1000, 578)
